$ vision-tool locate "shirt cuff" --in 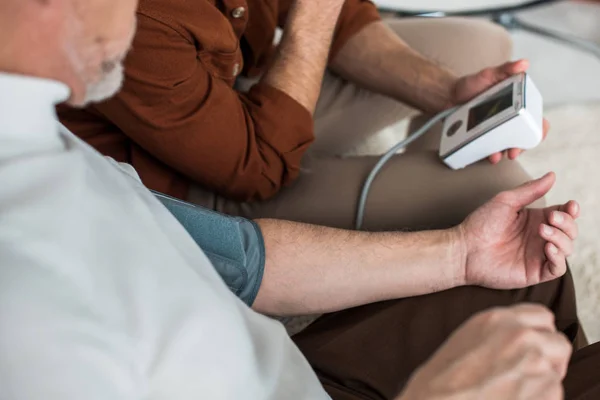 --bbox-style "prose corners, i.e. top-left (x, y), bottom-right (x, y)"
top-left (244, 82), bottom-right (315, 185)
